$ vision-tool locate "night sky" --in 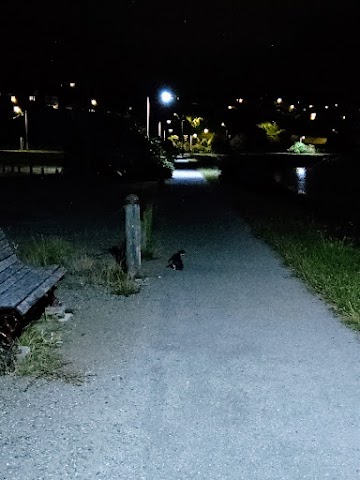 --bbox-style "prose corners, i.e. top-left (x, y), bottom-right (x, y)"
top-left (1, 1), bottom-right (358, 102)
